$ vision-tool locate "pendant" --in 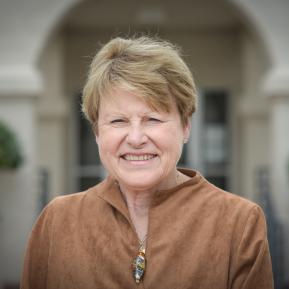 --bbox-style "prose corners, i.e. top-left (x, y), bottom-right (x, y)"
top-left (132, 246), bottom-right (146, 283)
